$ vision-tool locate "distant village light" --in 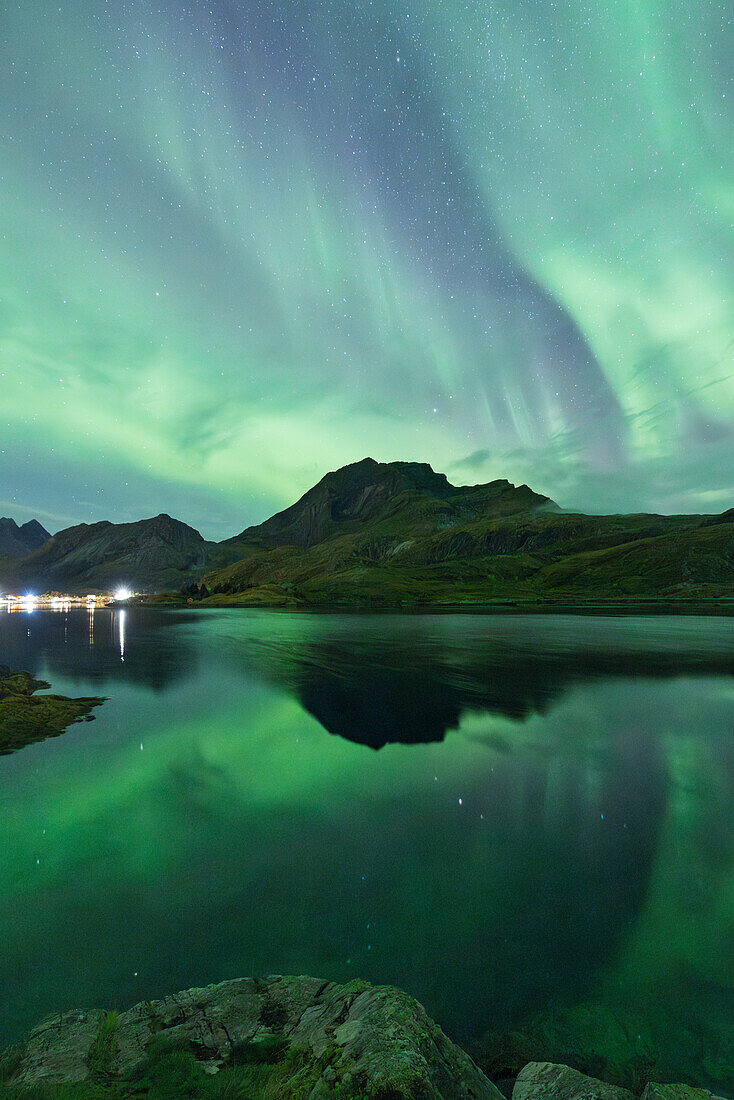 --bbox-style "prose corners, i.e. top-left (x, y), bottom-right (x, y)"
top-left (114, 587), bottom-right (132, 601)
